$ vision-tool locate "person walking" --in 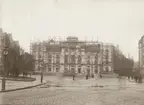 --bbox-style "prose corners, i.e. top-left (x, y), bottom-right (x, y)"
top-left (99, 74), bottom-right (102, 78)
top-left (86, 75), bottom-right (88, 80)
top-left (91, 74), bottom-right (94, 78)
top-left (73, 75), bottom-right (75, 80)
